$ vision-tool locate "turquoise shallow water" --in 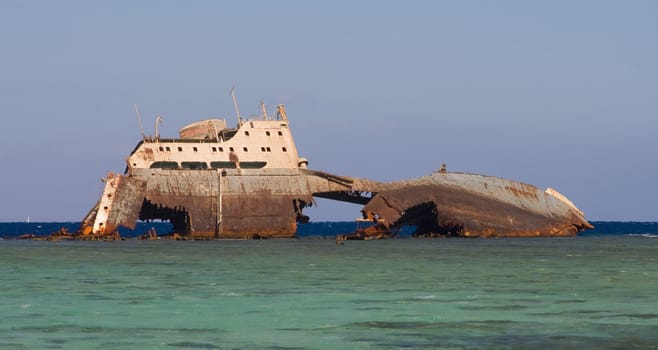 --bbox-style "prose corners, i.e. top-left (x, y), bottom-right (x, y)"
top-left (1, 236), bottom-right (657, 349)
